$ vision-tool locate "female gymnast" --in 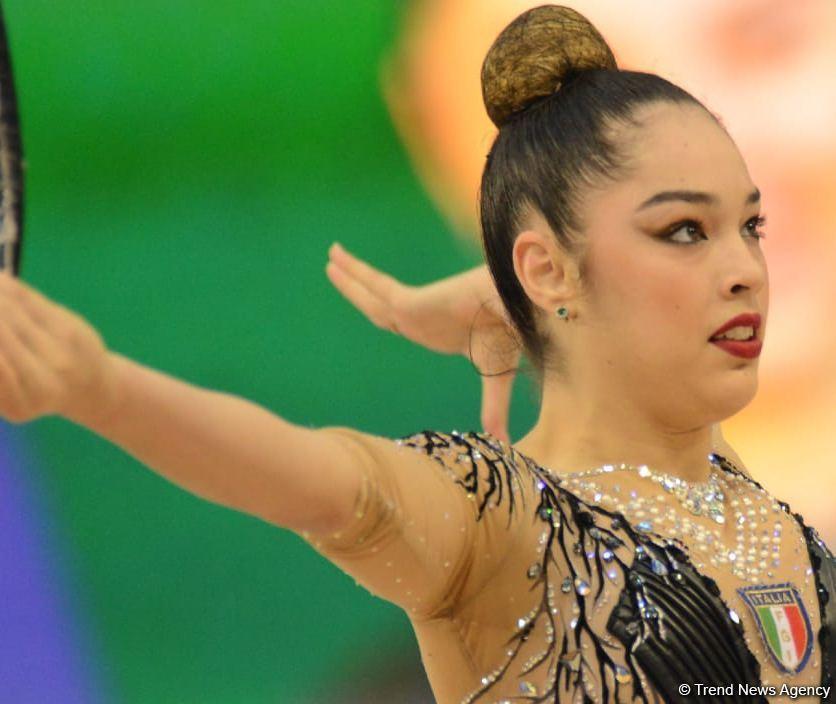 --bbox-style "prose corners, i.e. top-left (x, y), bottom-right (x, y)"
top-left (0, 5), bottom-right (831, 702)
